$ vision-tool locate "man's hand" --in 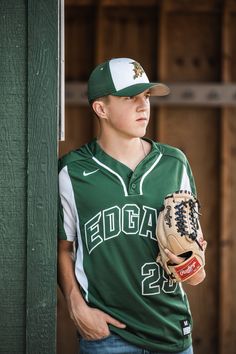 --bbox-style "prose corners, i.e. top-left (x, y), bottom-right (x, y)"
top-left (68, 290), bottom-right (126, 340)
top-left (164, 243), bottom-right (206, 286)
top-left (58, 240), bottom-right (126, 340)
